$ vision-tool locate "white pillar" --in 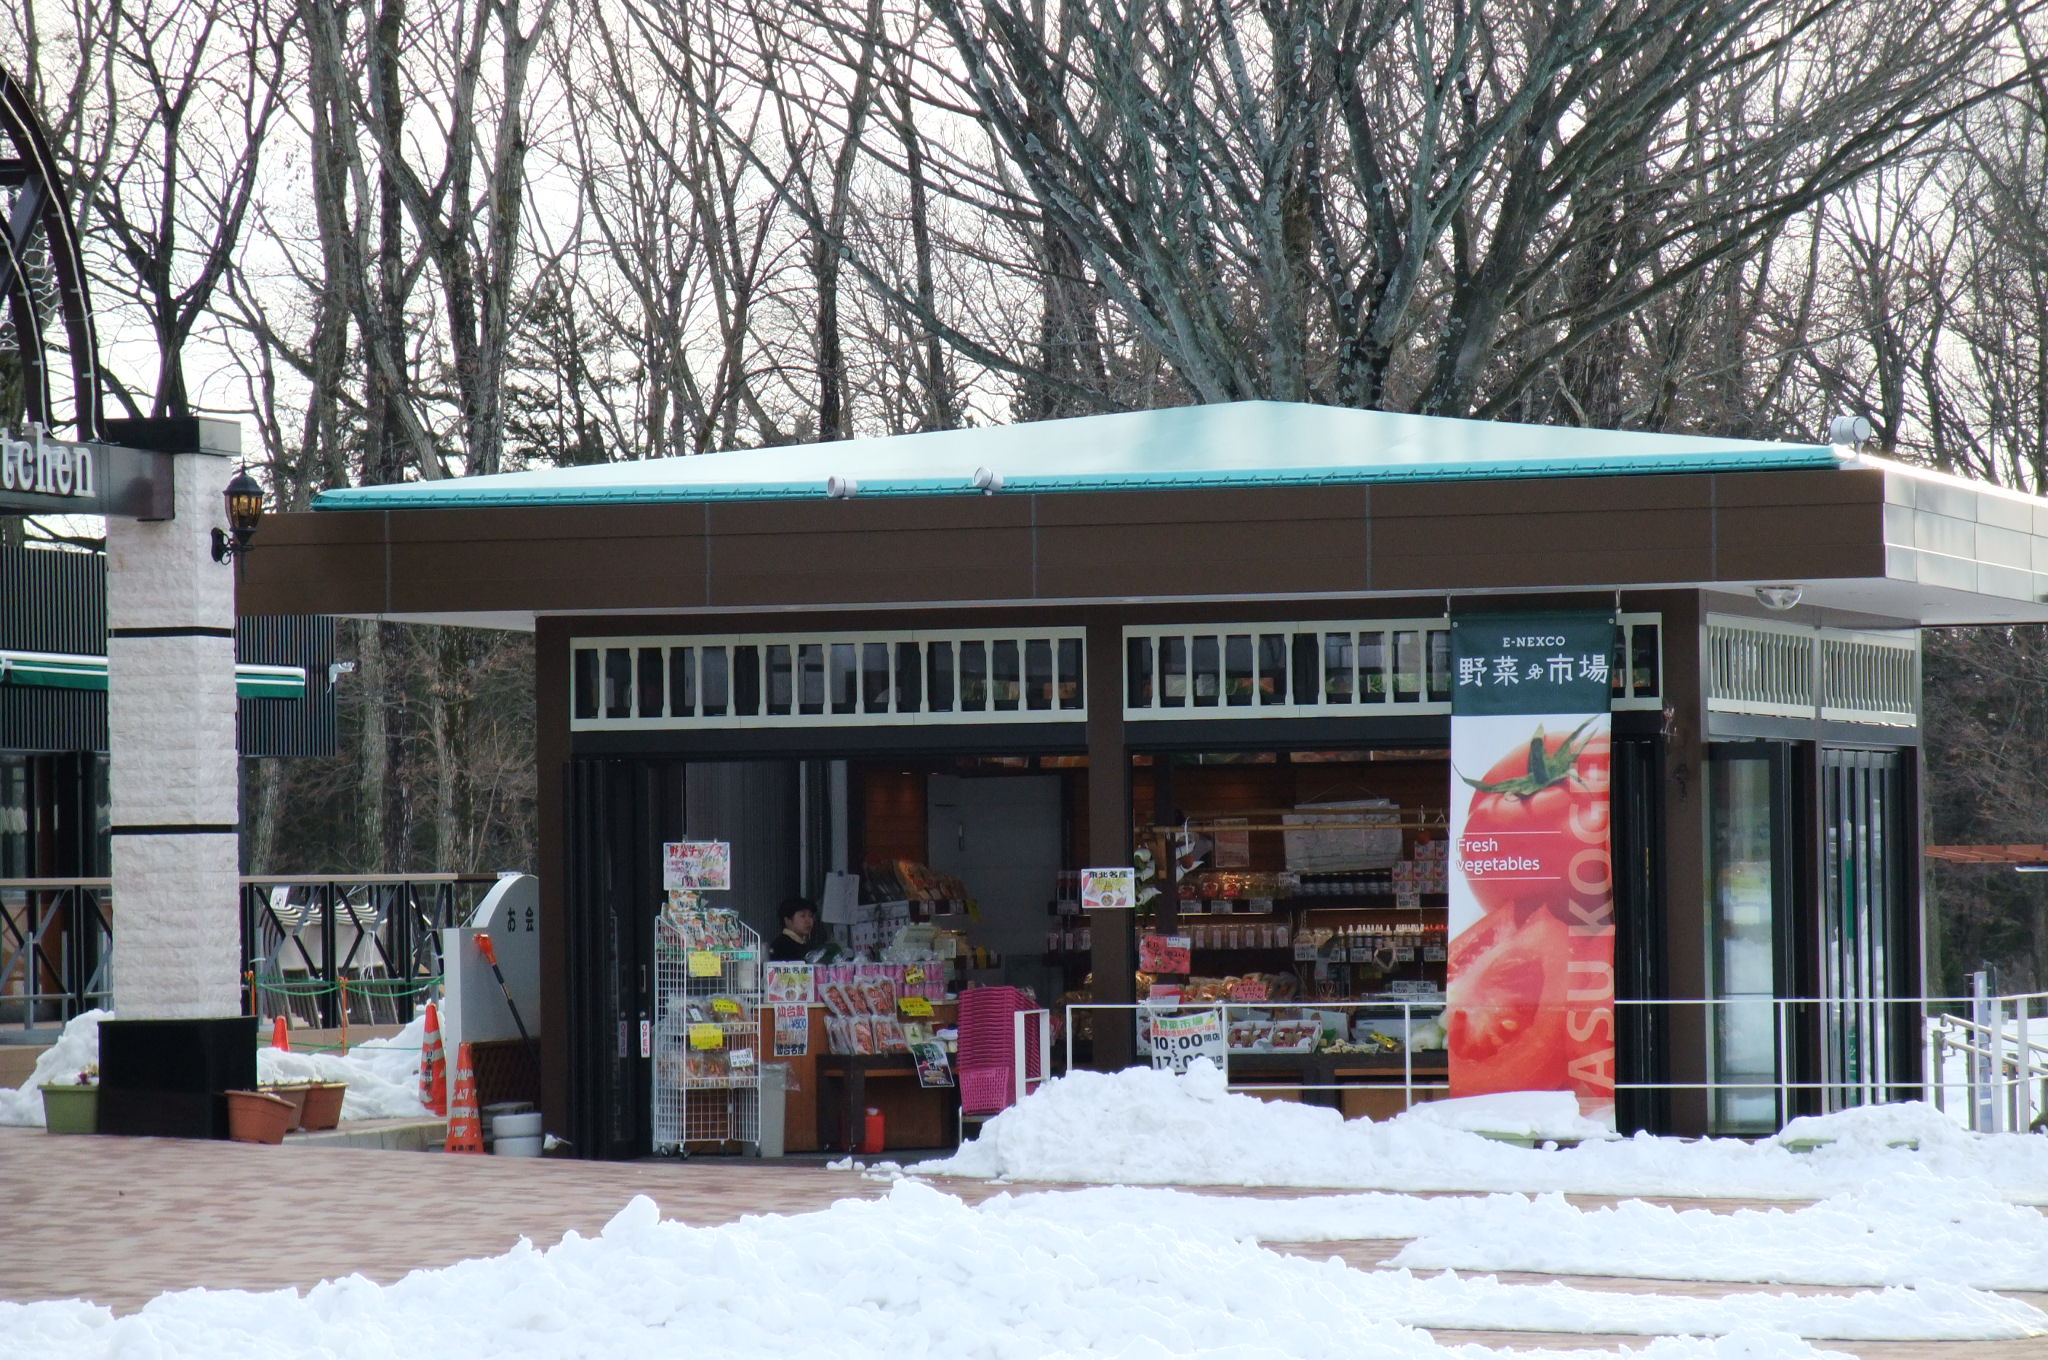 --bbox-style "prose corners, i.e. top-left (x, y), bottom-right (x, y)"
top-left (104, 418), bottom-right (241, 1020)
